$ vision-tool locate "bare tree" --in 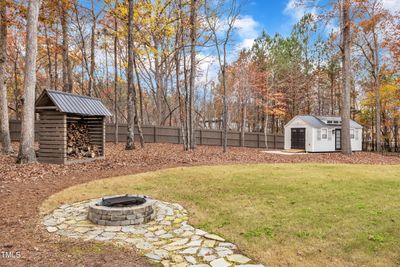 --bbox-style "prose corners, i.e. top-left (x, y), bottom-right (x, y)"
top-left (340, 0), bottom-right (352, 155)
top-left (89, 0), bottom-right (96, 96)
top-left (126, 0), bottom-right (135, 150)
top-left (113, 3), bottom-right (118, 144)
top-left (0, 1), bottom-right (13, 154)
top-left (59, 0), bottom-right (73, 93)
top-left (354, 0), bottom-right (386, 151)
top-left (188, 0), bottom-right (197, 150)
top-left (174, 0), bottom-right (188, 150)
top-left (17, 0), bottom-right (41, 163)
top-left (205, 0), bottom-right (240, 152)
top-left (133, 52), bottom-right (145, 148)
